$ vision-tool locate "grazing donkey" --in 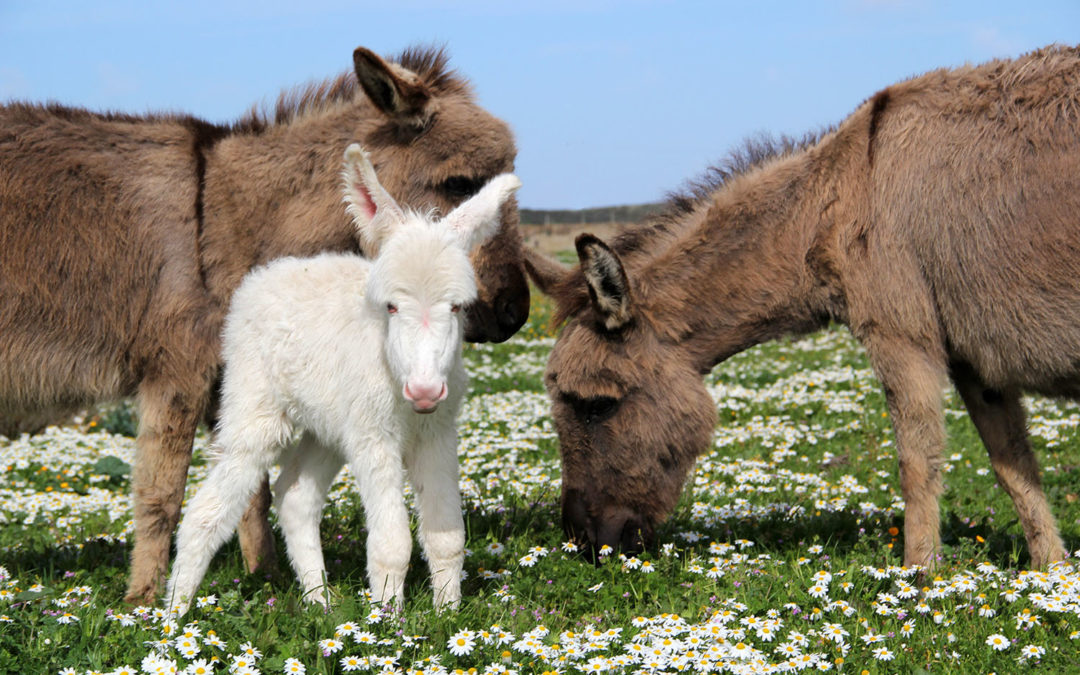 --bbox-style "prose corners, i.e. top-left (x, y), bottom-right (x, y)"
top-left (167, 144), bottom-right (520, 615)
top-left (525, 45), bottom-right (1080, 570)
top-left (0, 46), bottom-right (528, 604)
